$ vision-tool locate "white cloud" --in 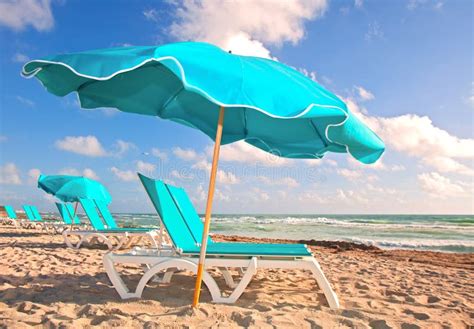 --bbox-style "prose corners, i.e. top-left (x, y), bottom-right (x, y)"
top-left (354, 0), bottom-right (364, 8)
top-left (12, 53), bottom-right (30, 63)
top-left (345, 98), bottom-right (474, 176)
top-left (0, 0), bottom-right (54, 32)
top-left (151, 148), bottom-right (168, 161)
top-left (347, 157), bottom-right (405, 171)
top-left (298, 68), bottom-right (318, 82)
top-left (143, 8), bottom-right (159, 22)
top-left (55, 135), bottom-right (108, 157)
top-left (0, 163), bottom-right (22, 185)
top-left (113, 140), bottom-right (136, 157)
top-left (16, 96), bottom-right (35, 107)
top-left (136, 160), bottom-right (156, 174)
top-left (257, 176), bottom-right (299, 188)
top-left (218, 141), bottom-right (292, 167)
top-left (82, 168), bottom-right (99, 180)
top-left (192, 159), bottom-right (239, 185)
top-left (110, 167), bottom-right (137, 182)
top-left (193, 184), bottom-right (230, 203)
top-left (418, 172), bottom-right (465, 198)
top-left (337, 168), bottom-right (362, 181)
top-left (365, 21), bottom-right (384, 41)
top-left (59, 168), bottom-right (99, 180)
top-left (168, 0), bottom-right (328, 58)
top-left (354, 86), bottom-right (375, 101)
top-left (170, 169), bottom-right (194, 180)
top-left (173, 147), bottom-right (199, 161)
top-left (0, 135), bottom-right (7, 143)
top-left (27, 168), bottom-right (41, 184)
